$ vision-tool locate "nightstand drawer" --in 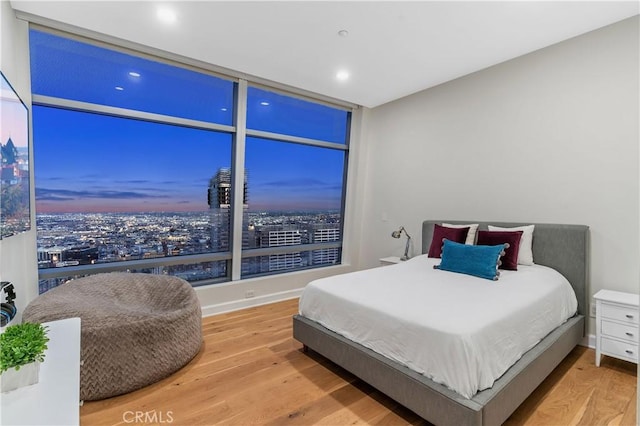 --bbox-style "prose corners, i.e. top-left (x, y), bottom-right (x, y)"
top-left (601, 337), bottom-right (639, 363)
top-left (602, 320), bottom-right (639, 342)
top-left (600, 303), bottom-right (639, 325)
